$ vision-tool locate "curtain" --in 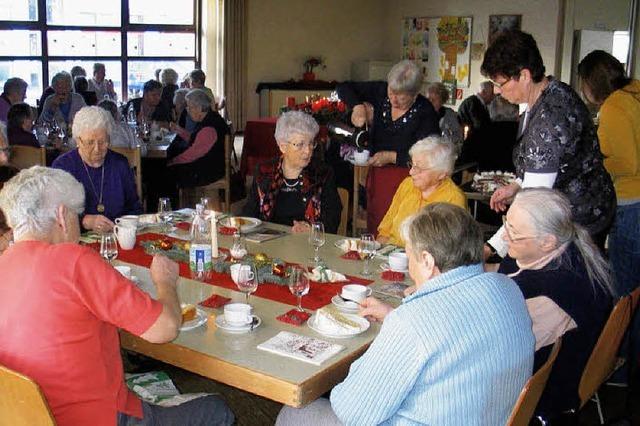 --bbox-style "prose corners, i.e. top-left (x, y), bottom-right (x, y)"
top-left (223, 0), bottom-right (247, 131)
